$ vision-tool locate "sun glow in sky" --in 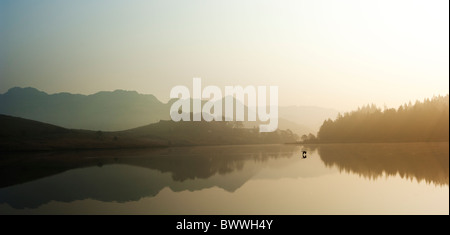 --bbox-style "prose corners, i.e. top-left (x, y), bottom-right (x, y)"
top-left (0, 0), bottom-right (448, 111)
